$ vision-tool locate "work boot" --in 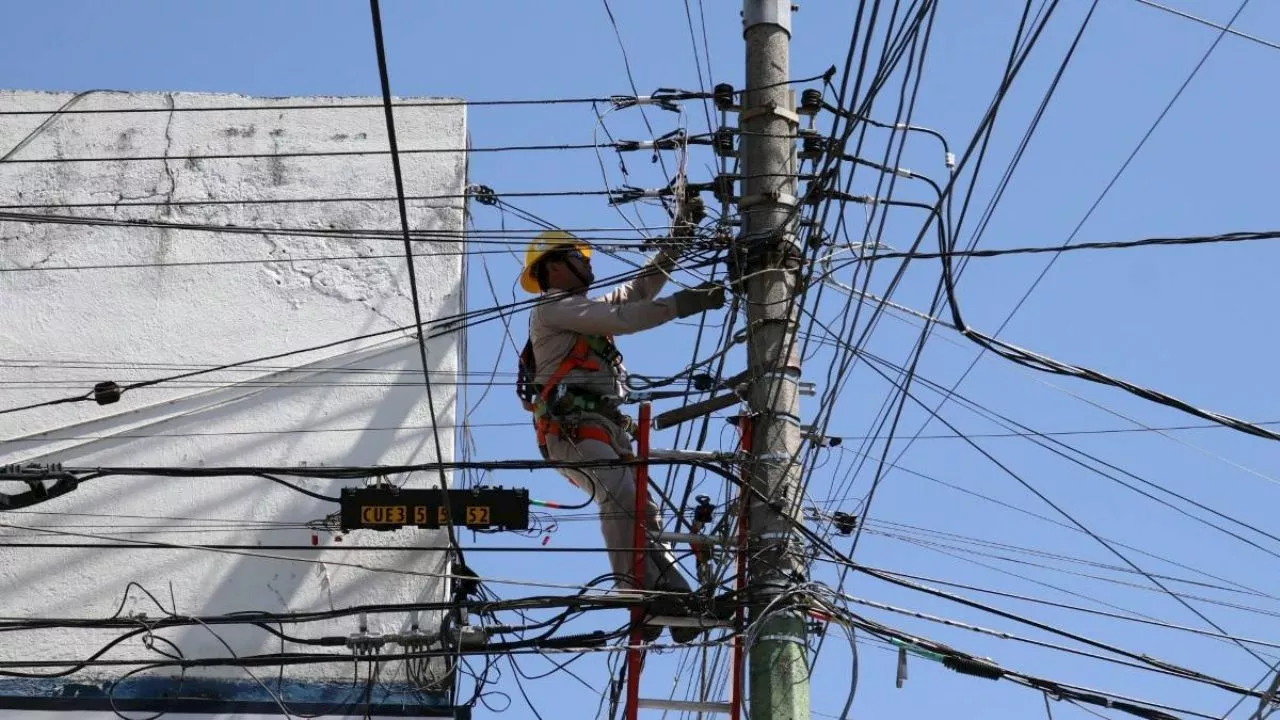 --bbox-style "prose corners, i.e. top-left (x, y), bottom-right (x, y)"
top-left (699, 589), bottom-right (741, 622)
top-left (636, 618), bottom-right (662, 643)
